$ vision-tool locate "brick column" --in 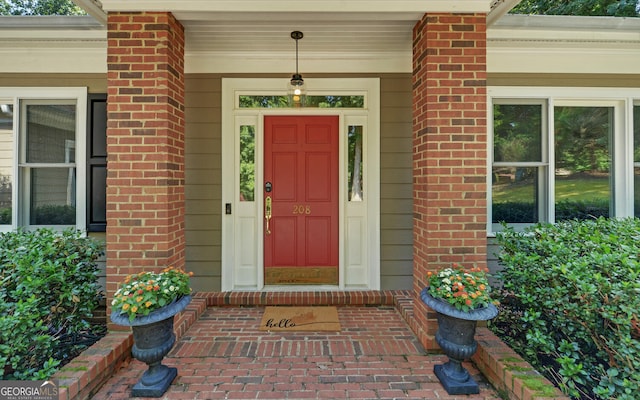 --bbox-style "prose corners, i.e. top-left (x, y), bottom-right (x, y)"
top-left (412, 13), bottom-right (488, 349)
top-left (105, 12), bottom-right (185, 320)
